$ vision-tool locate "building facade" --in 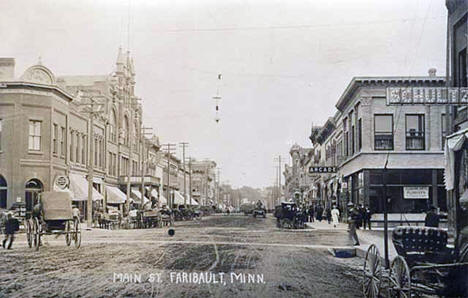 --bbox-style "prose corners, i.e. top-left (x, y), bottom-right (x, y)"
top-left (0, 50), bottom-right (162, 215)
